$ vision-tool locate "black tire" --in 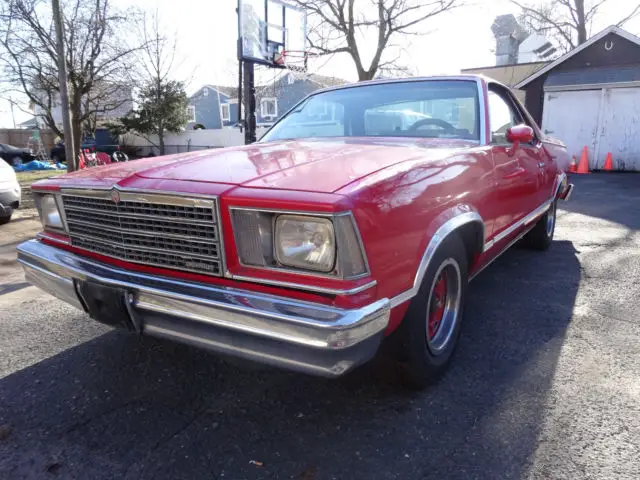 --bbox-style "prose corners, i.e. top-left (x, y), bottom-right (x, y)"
top-left (524, 200), bottom-right (557, 251)
top-left (112, 151), bottom-right (129, 162)
top-left (394, 233), bottom-right (469, 389)
top-left (11, 156), bottom-right (23, 167)
top-left (0, 214), bottom-right (12, 225)
top-left (51, 155), bottom-right (61, 164)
